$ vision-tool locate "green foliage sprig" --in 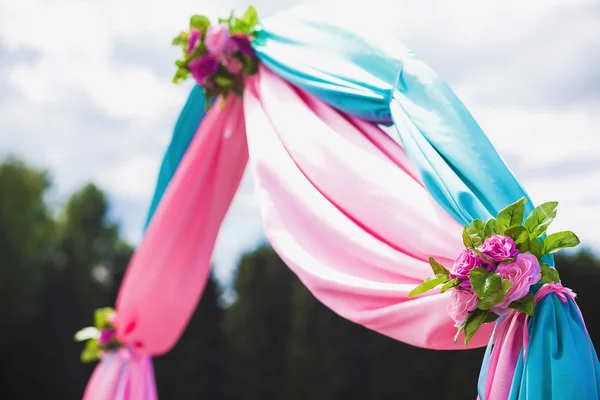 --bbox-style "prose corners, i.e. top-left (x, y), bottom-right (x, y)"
top-left (74, 307), bottom-right (120, 363)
